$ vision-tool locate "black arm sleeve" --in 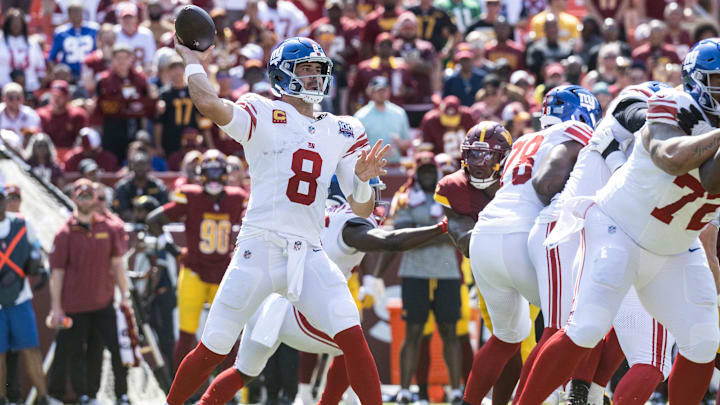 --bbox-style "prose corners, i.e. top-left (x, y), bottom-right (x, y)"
top-left (613, 98), bottom-right (648, 134)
